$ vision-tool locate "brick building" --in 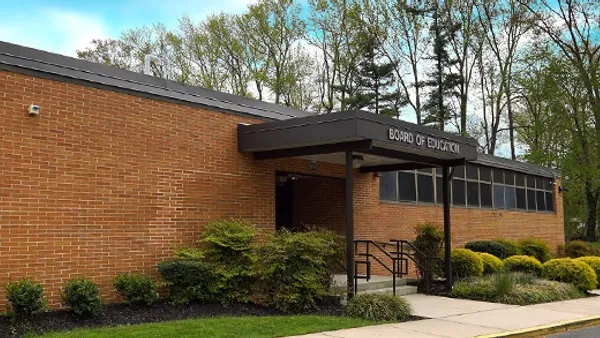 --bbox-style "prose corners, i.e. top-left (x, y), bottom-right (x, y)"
top-left (0, 41), bottom-right (564, 307)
